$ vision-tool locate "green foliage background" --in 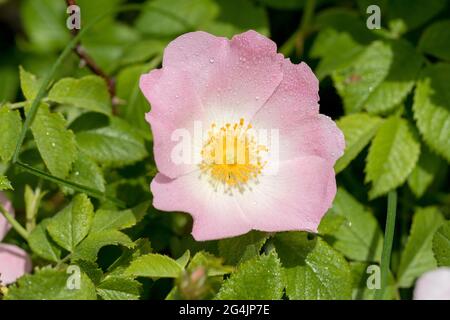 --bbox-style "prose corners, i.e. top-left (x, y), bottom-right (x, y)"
top-left (0, 0), bottom-right (449, 300)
